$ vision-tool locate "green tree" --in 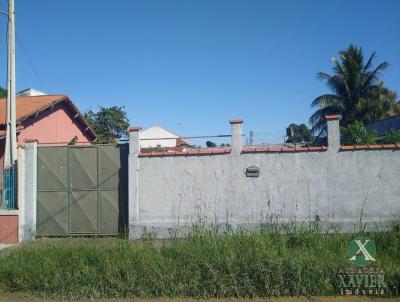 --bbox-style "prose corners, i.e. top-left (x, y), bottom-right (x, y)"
top-left (84, 106), bottom-right (130, 144)
top-left (285, 123), bottom-right (314, 144)
top-left (340, 121), bottom-right (377, 145)
top-left (310, 44), bottom-right (397, 135)
top-left (0, 87), bottom-right (7, 98)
